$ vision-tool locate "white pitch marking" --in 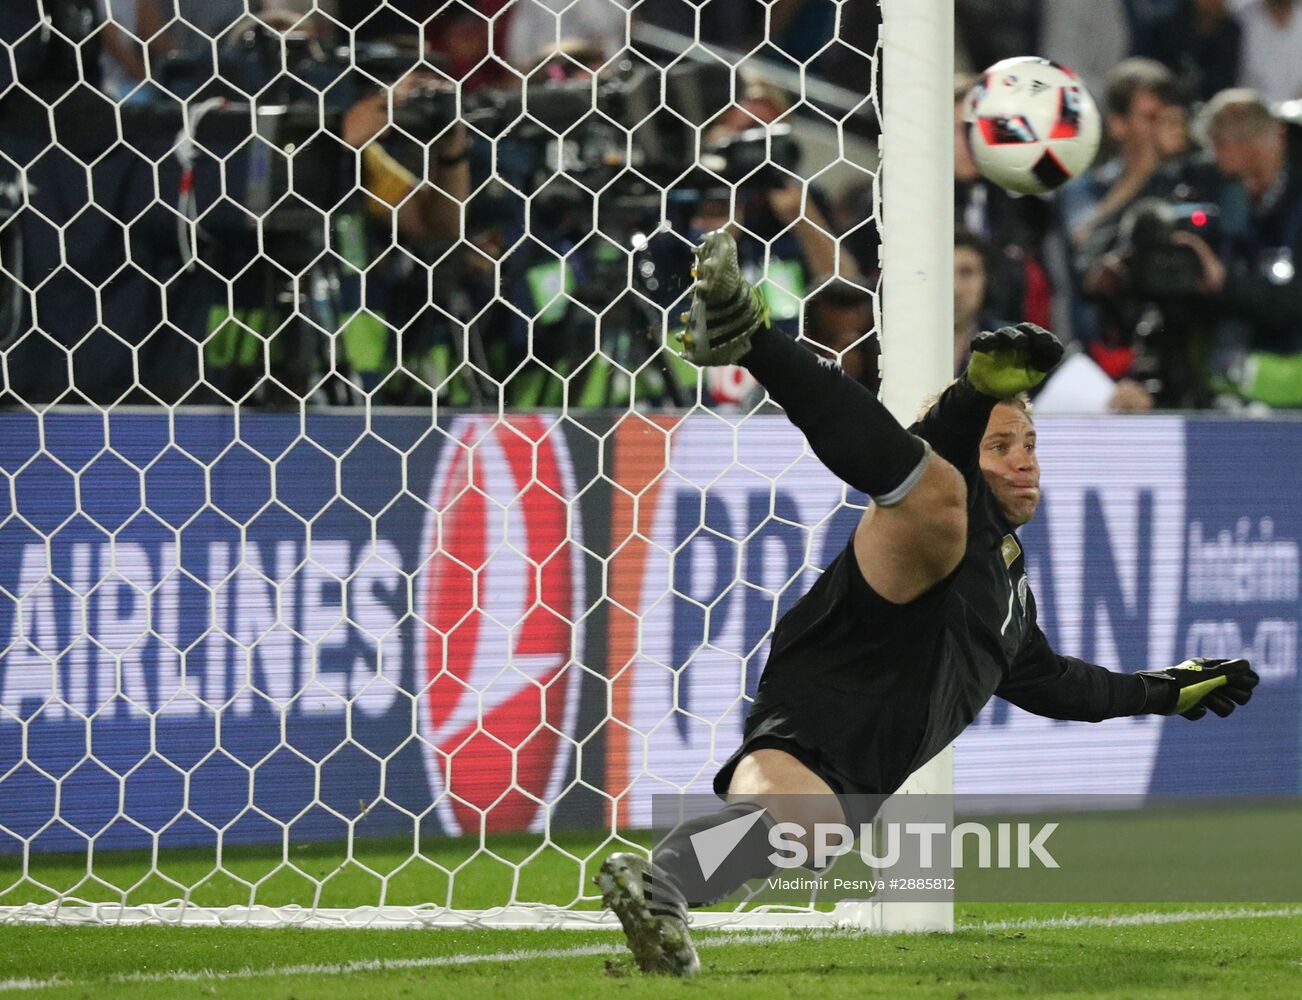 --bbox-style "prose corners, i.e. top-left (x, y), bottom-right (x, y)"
top-left (2, 908), bottom-right (1301, 993)
top-left (973, 905), bottom-right (1302, 931)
